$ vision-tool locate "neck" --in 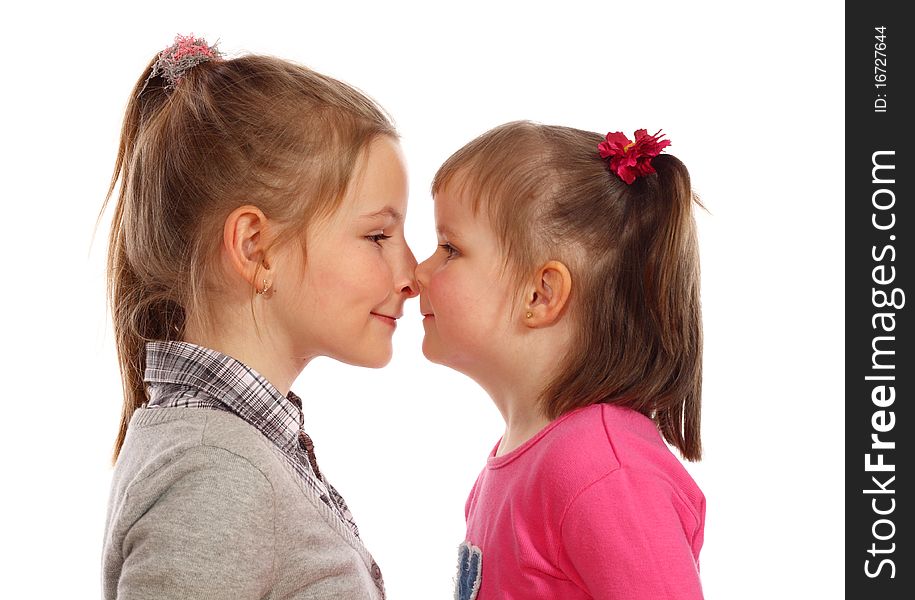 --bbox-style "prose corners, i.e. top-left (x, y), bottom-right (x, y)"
top-left (496, 400), bottom-right (551, 457)
top-left (473, 358), bottom-right (554, 458)
top-left (477, 324), bottom-right (574, 457)
top-left (182, 314), bottom-right (313, 397)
